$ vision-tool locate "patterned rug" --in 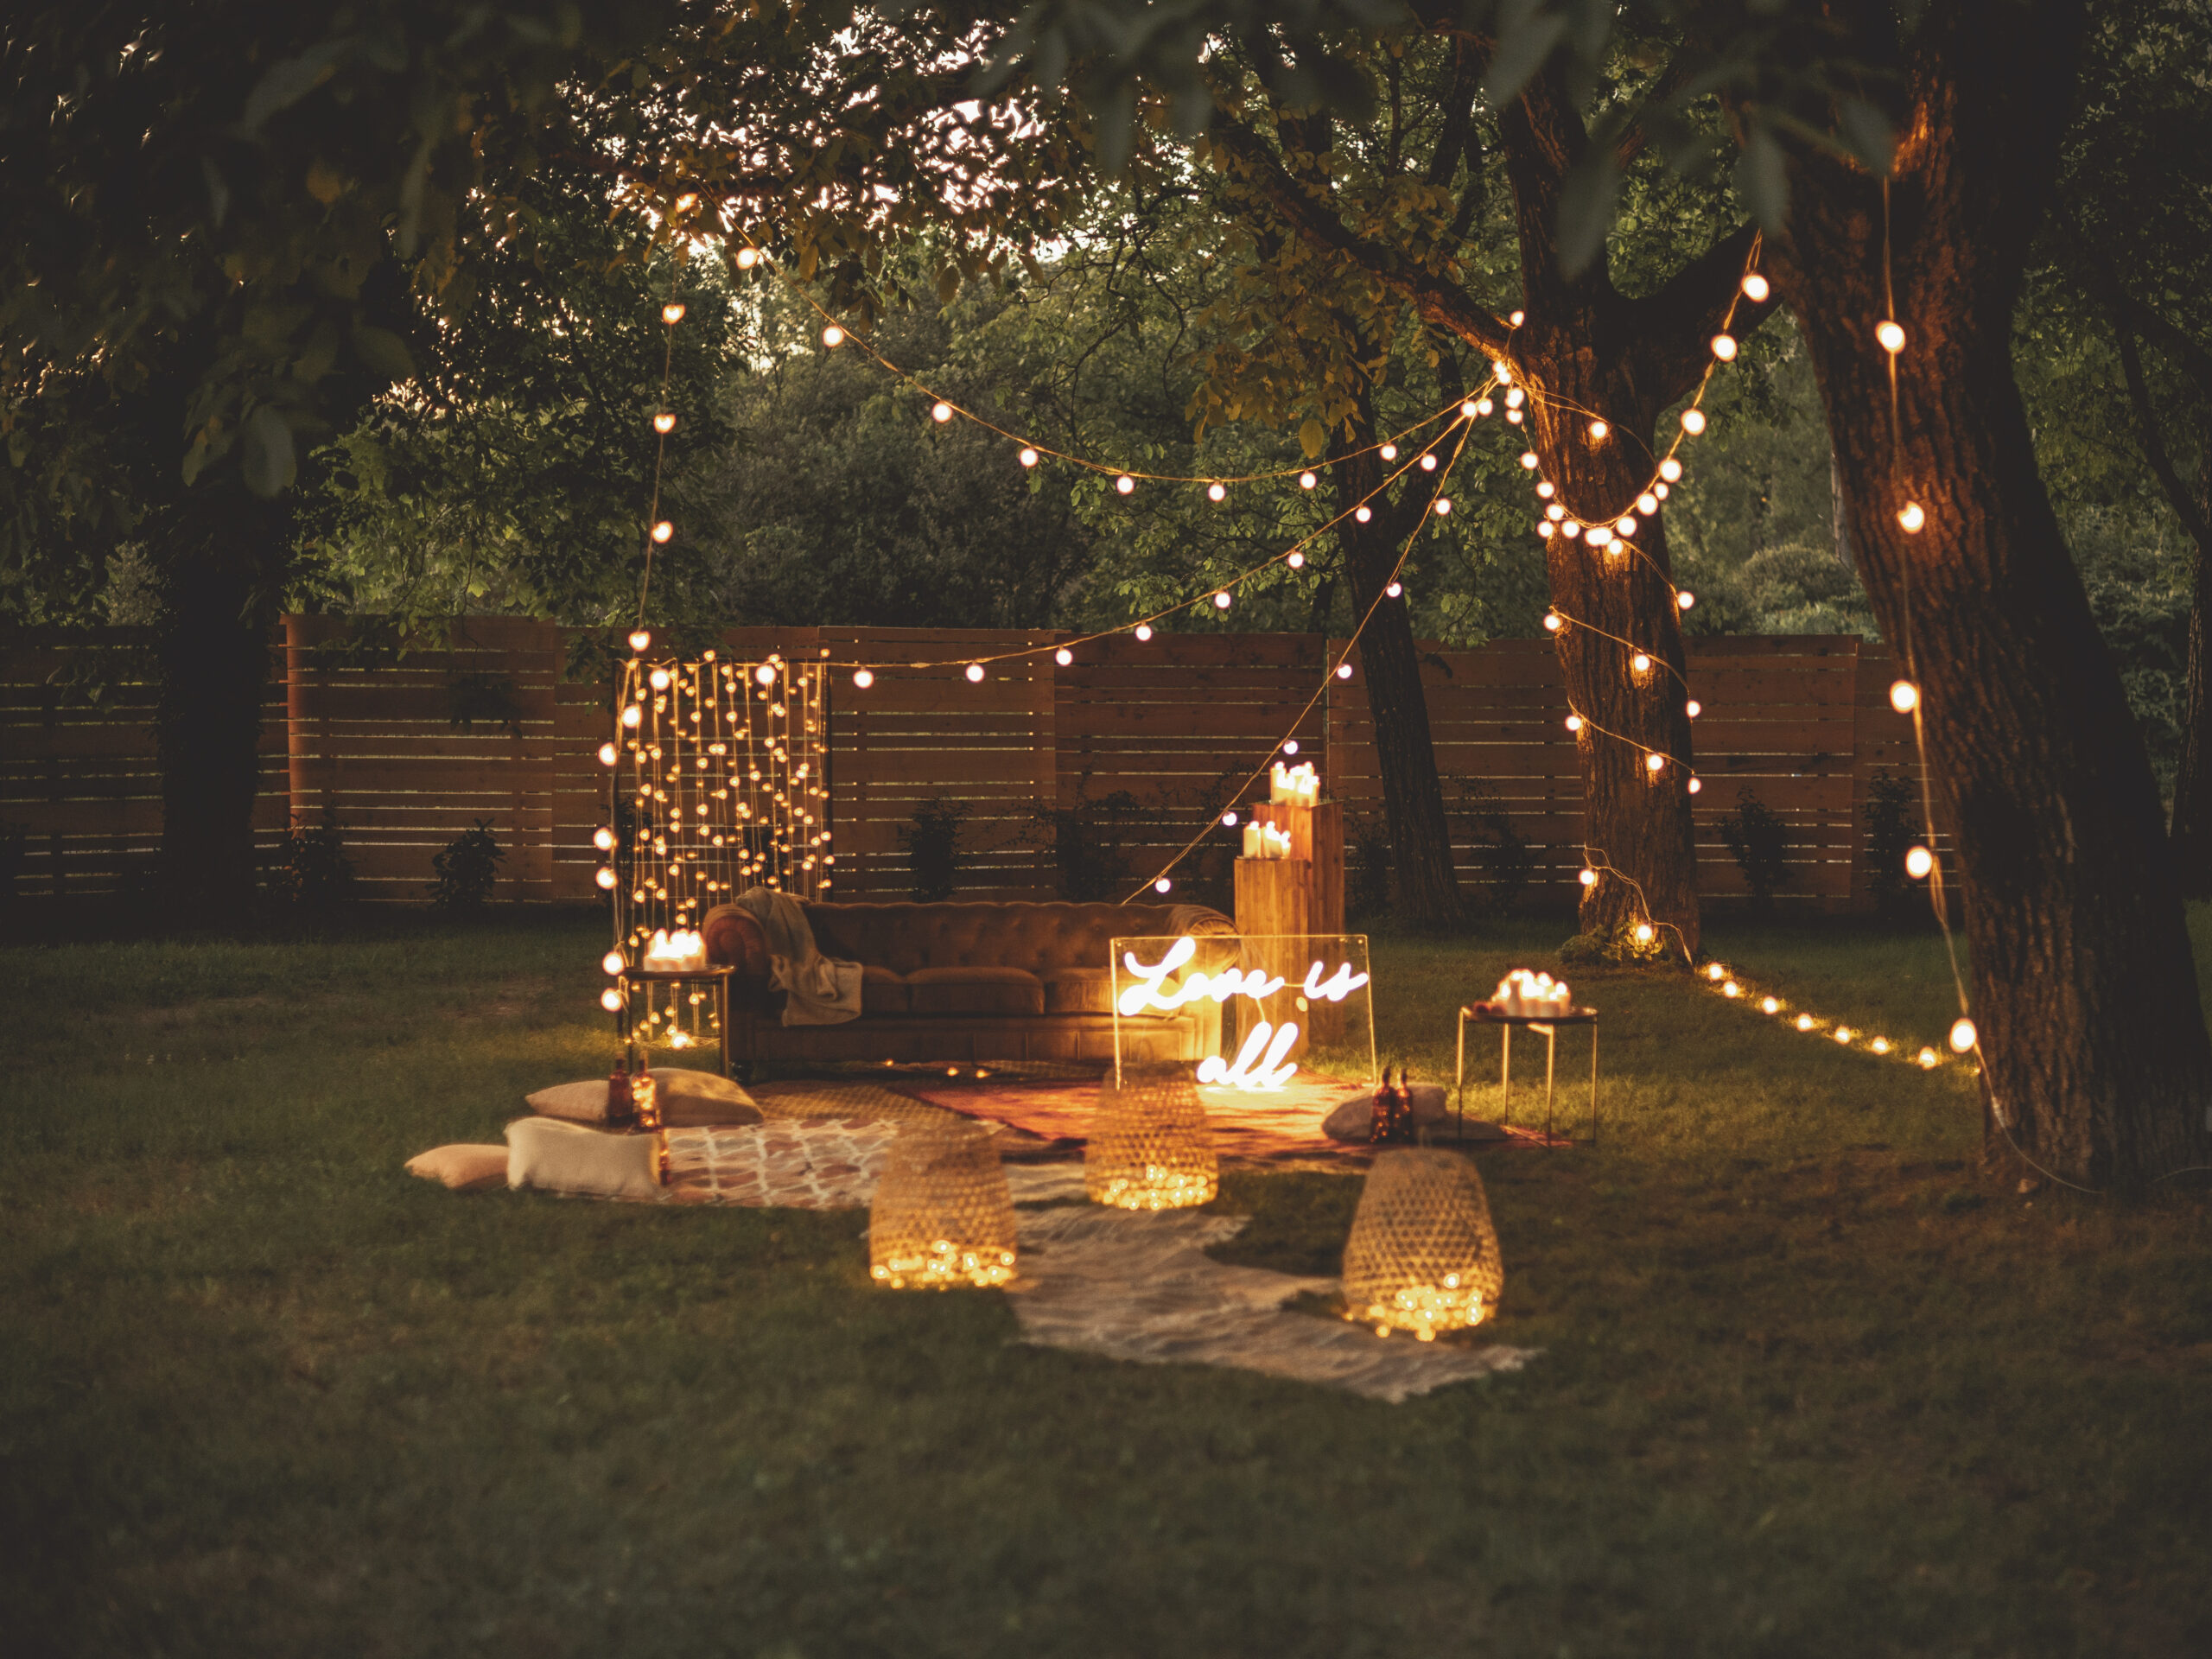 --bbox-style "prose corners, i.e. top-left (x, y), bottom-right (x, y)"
top-left (662, 1119), bottom-right (899, 1209)
top-left (906, 1075), bottom-right (1377, 1161)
